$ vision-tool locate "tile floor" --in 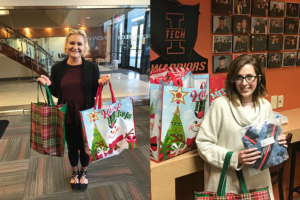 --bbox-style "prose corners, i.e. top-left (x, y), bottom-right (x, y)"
top-left (0, 66), bottom-right (150, 108)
